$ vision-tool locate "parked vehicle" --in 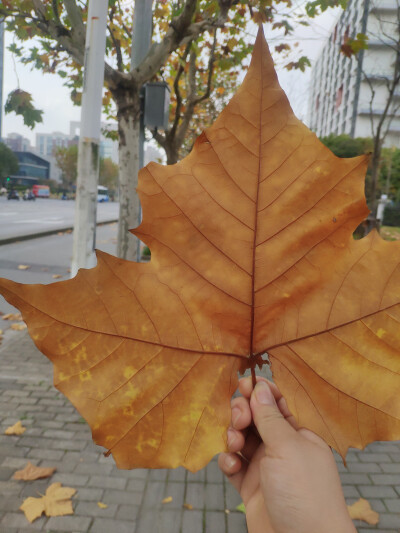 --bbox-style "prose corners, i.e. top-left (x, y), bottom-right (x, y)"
top-left (23, 190), bottom-right (35, 201)
top-left (7, 189), bottom-right (20, 200)
top-left (97, 185), bottom-right (109, 202)
top-left (32, 184), bottom-right (50, 198)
